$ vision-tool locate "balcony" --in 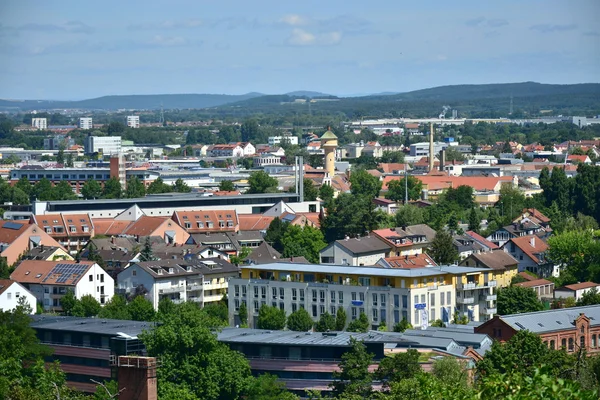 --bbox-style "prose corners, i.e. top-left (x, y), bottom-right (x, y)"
top-left (186, 284), bottom-right (203, 291)
top-left (485, 280), bottom-right (497, 287)
top-left (482, 307), bottom-right (497, 315)
top-left (481, 294), bottom-right (497, 301)
top-left (457, 297), bottom-right (475, 304)
top-left (159, 287), bottom-right (184, 294)
top-left (459, 283), bottom-right (476, 290)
